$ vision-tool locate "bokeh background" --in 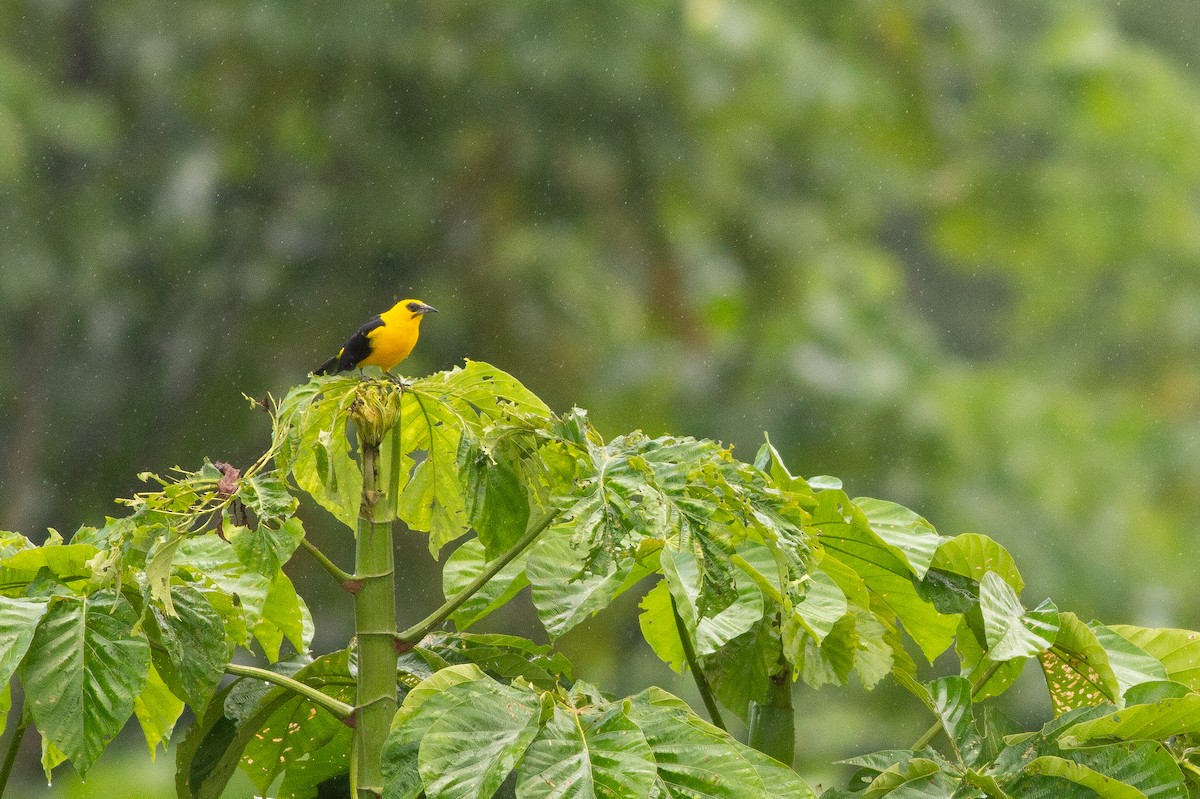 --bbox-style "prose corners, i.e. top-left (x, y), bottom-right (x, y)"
top-left (4, 0), bottom-right (1200, 794)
